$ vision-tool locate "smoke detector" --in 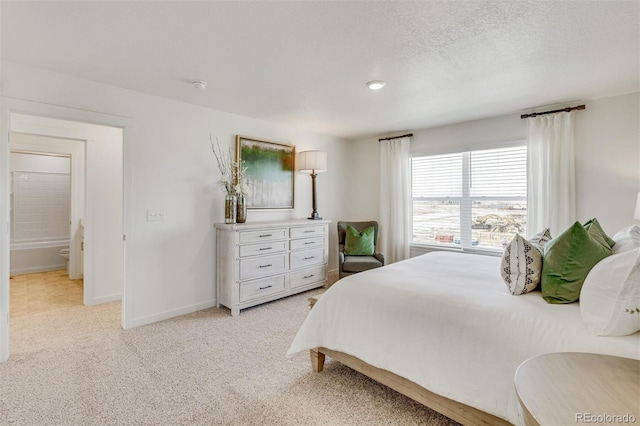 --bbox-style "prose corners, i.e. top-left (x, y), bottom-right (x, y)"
top-left (191, 80), bottom-right (207, 90)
